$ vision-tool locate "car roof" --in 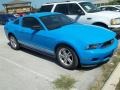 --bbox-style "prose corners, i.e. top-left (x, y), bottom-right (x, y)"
top-left (42, 0), bottom-right (88, 6)
top-left (0, 14), bottom-right (13, 16)
top-left (100, 5), bottom-right (120, 8)
top-left (23, 12), bottom-right (61, 18)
